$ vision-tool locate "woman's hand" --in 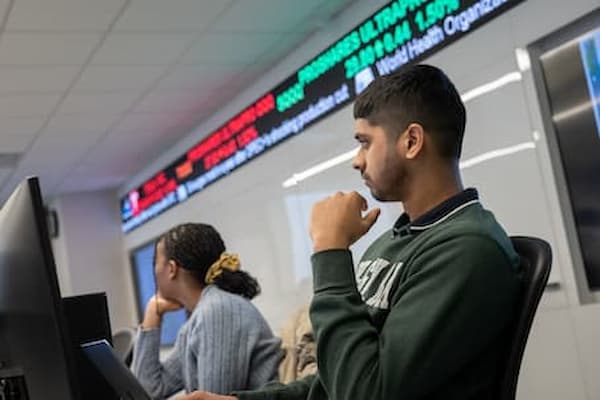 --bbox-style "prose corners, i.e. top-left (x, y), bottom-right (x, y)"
top-left (141, 294), bottom-right (183, 329)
